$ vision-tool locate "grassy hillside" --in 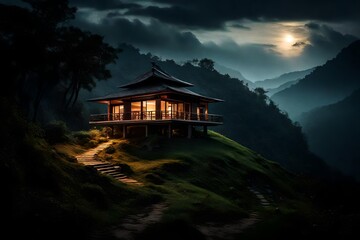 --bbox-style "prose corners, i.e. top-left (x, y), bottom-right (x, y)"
top-left (1, 100), bottom-right (159, 239)
top-left (97, 132), bottom-right (300, 218)
top-left (91, 131), bottom-right (360, 239)
top-left (3, 95), bottom-right (360, 239)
